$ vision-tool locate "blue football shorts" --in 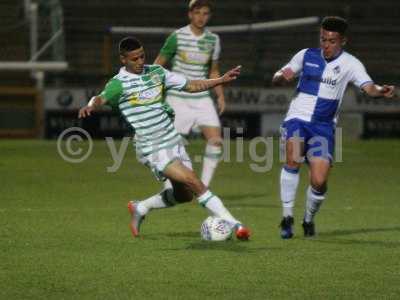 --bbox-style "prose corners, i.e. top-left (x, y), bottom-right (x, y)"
top-left (280, 118), bottom-right (335, 163)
